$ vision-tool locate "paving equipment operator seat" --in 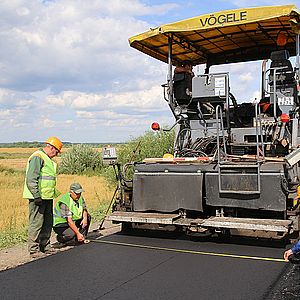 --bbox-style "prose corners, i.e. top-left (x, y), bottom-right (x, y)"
top-left (173, 72), bottom-right (193, 106)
